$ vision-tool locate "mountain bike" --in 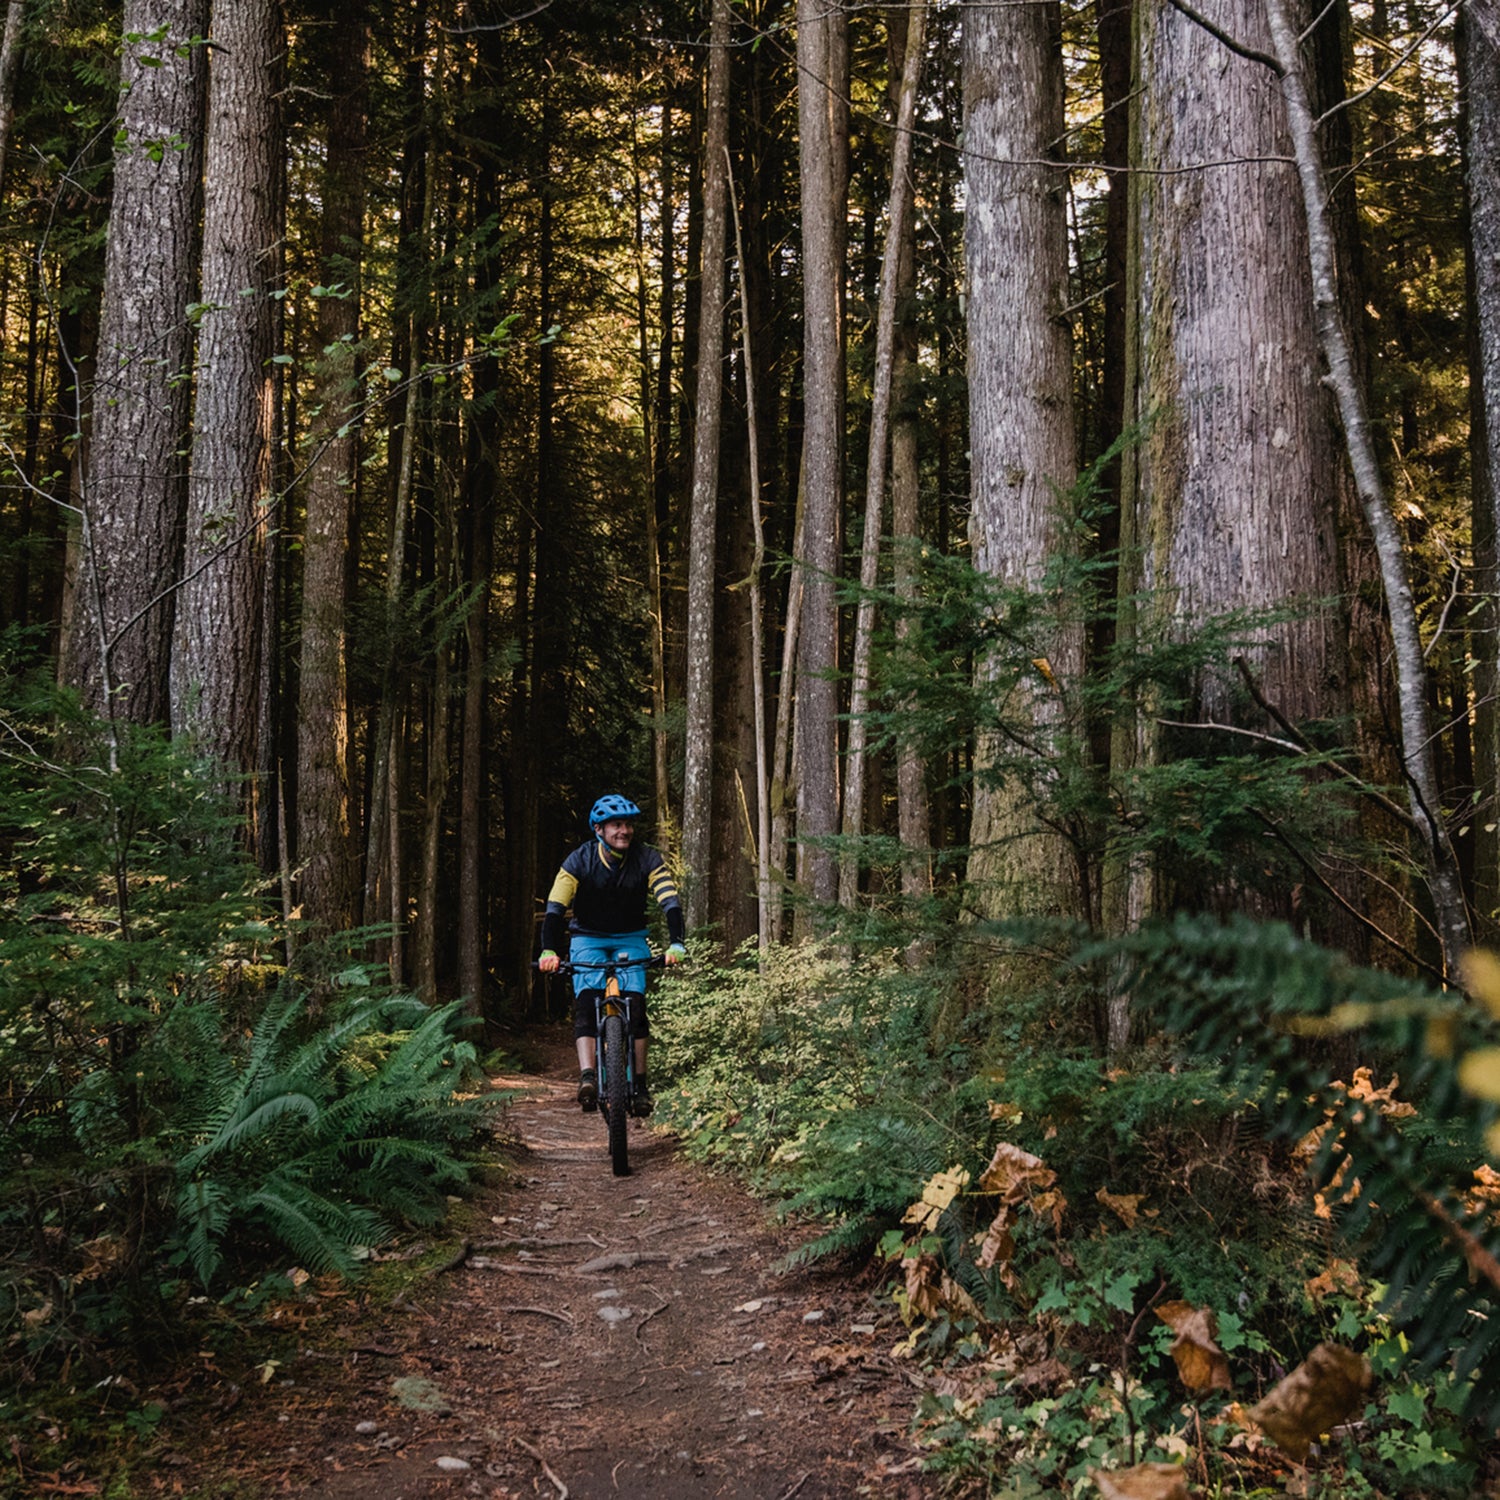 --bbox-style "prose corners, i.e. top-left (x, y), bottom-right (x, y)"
top-left (536, 951), bottom-right (664, 1177)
